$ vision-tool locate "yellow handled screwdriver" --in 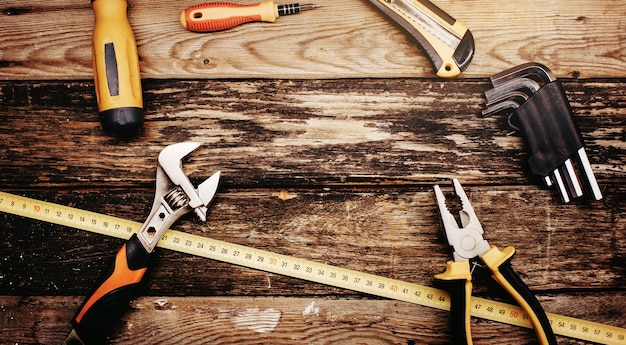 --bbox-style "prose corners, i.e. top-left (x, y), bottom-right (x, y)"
top-left (92, 0), bottom-right (144, 136)
top-left (180, 1), bottom-right (320, 33)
